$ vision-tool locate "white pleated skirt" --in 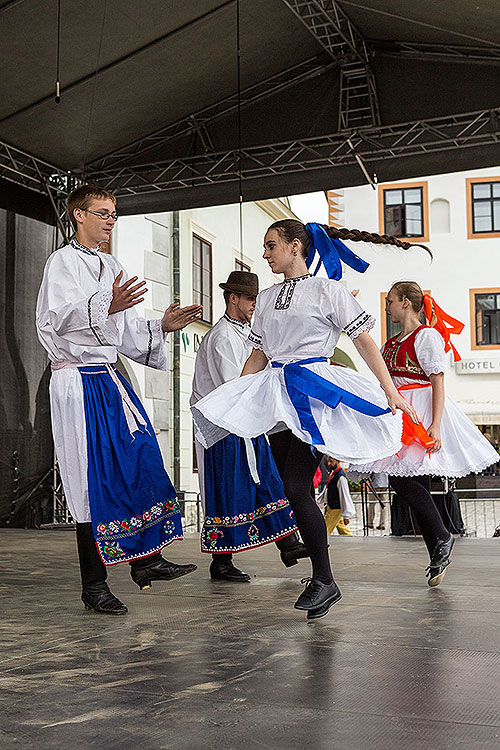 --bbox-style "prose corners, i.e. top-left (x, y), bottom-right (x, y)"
top-left (348, 385), bottom-right (499, 478)
top-left (192, 361), bottom-right (403, 464)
